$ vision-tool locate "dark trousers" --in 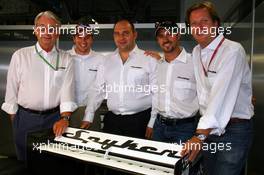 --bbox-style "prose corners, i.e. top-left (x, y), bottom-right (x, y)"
top-left (103, 108), bottom-right (151, 139)
top-left (152, 115), bottom-right (197, 144)
top-left (13, 107), bottom-right (60, 161)
top-left (202, 119), bottom-right (253, 175)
